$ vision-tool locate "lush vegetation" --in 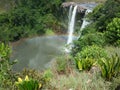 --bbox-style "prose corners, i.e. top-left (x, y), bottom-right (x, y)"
top-left (0, 0), bottom-right (65, 42)
top-left (0, 0), bottom-right (120, 90)
top-left (71, 0), bottom-right (120, 89)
